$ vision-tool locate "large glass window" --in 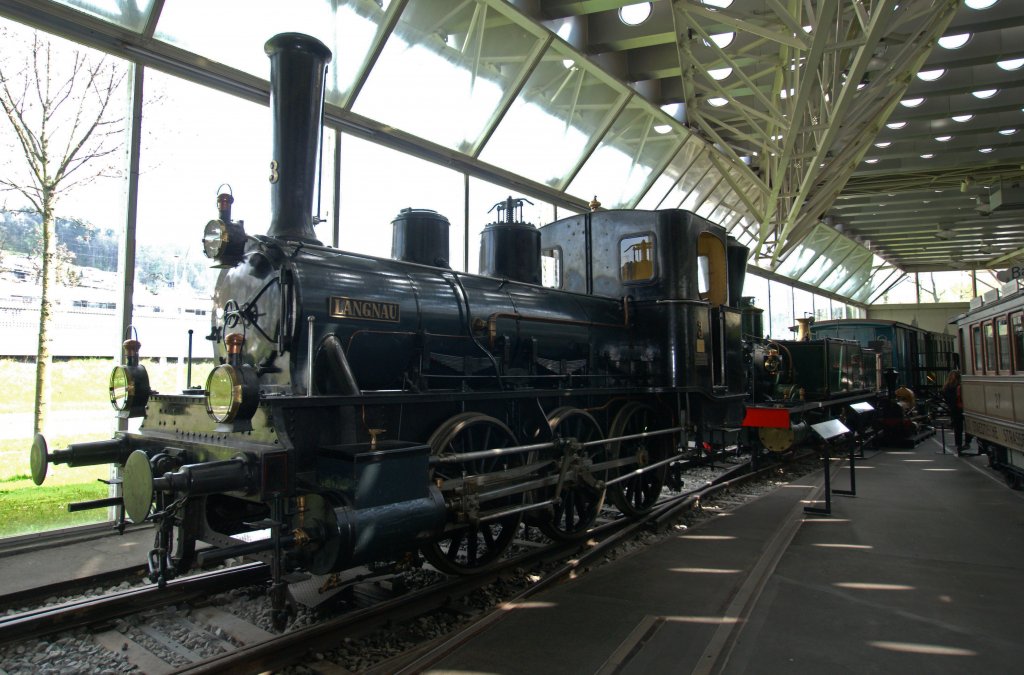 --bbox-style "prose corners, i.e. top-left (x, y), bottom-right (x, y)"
top-left (339, 134), bottom-right (464, 263)
top-left (793, 288), bottom-right (814, 325)
top-left (0, 20), bottom-right (129, 535)
top-left (768, 280), bottom-right (794, 340)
